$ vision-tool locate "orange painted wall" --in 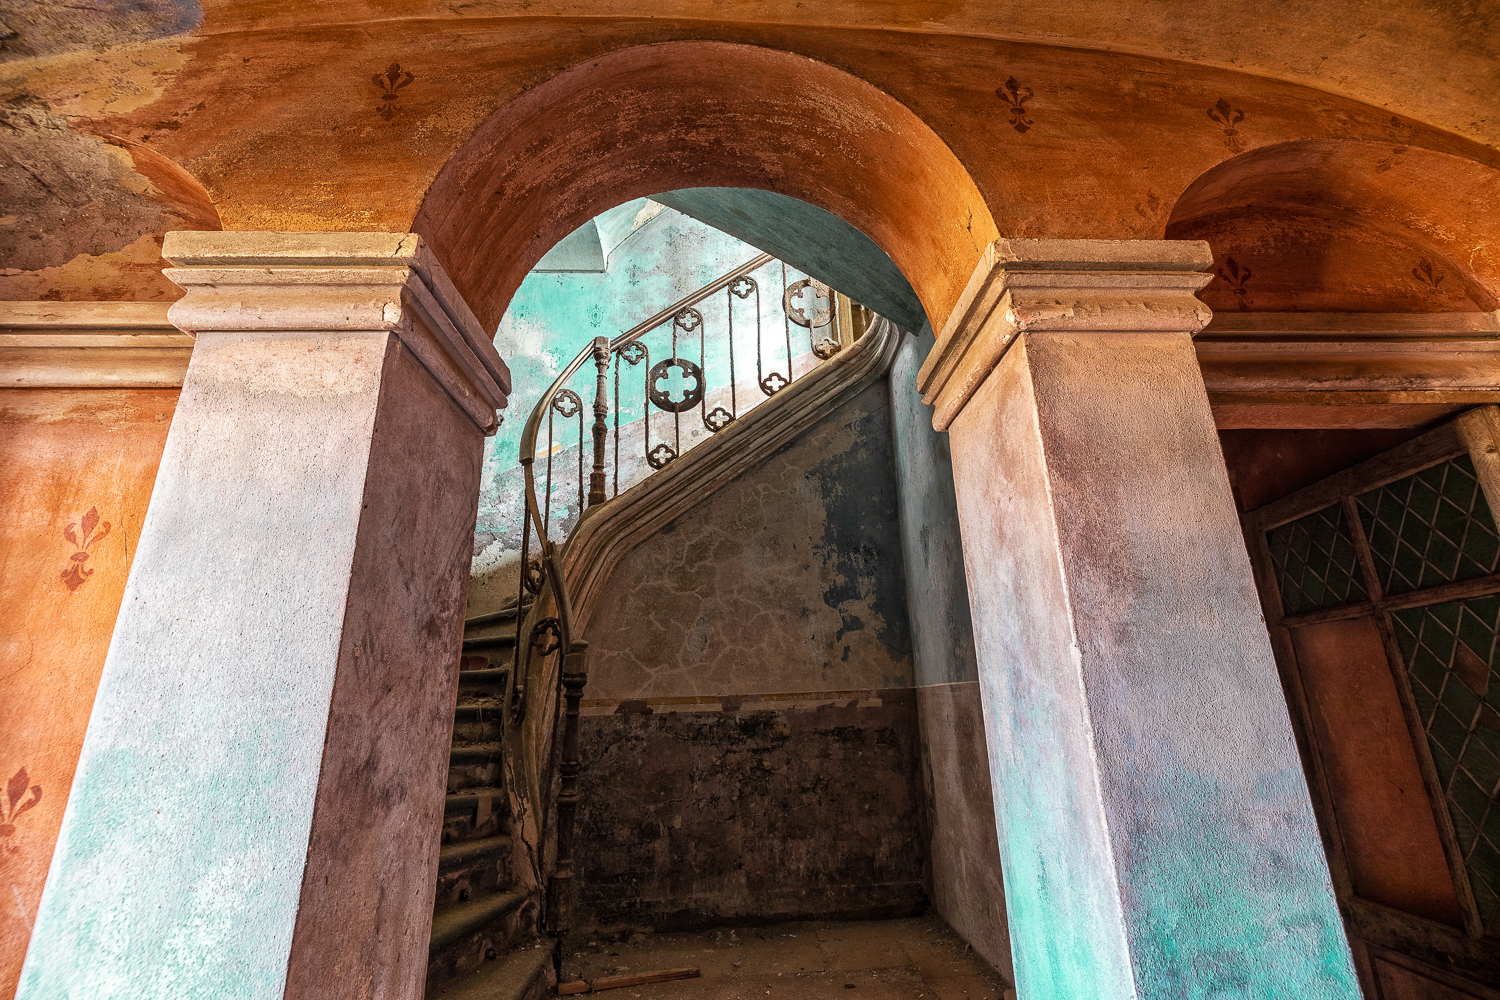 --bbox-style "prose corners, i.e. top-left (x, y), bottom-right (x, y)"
top-left (0, 388), bottom-right (177, 995)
